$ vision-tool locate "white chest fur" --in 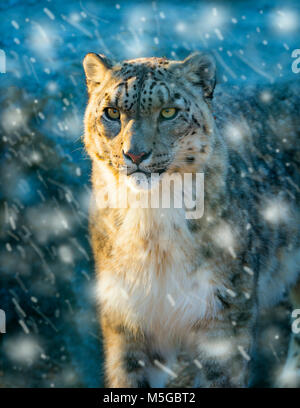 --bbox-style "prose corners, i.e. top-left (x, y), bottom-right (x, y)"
top-left (97, 206), bottom-right (222, 345)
